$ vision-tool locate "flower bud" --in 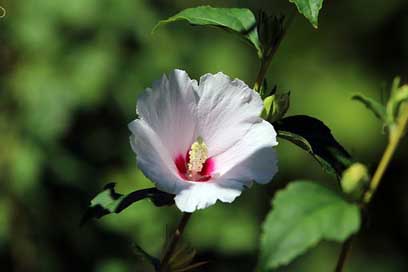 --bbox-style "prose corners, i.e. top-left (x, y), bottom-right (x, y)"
top-left (257, 11), bottom-right (285, 59)
top-left (341, 163), bottom-right (369, 198)
top-left (261, 91), bottom-right (290, 123)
